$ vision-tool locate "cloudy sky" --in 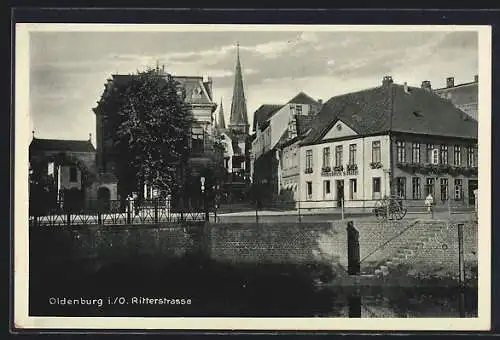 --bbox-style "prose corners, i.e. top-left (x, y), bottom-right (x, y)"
top-left (29, 28), bottom-right (478, 143)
